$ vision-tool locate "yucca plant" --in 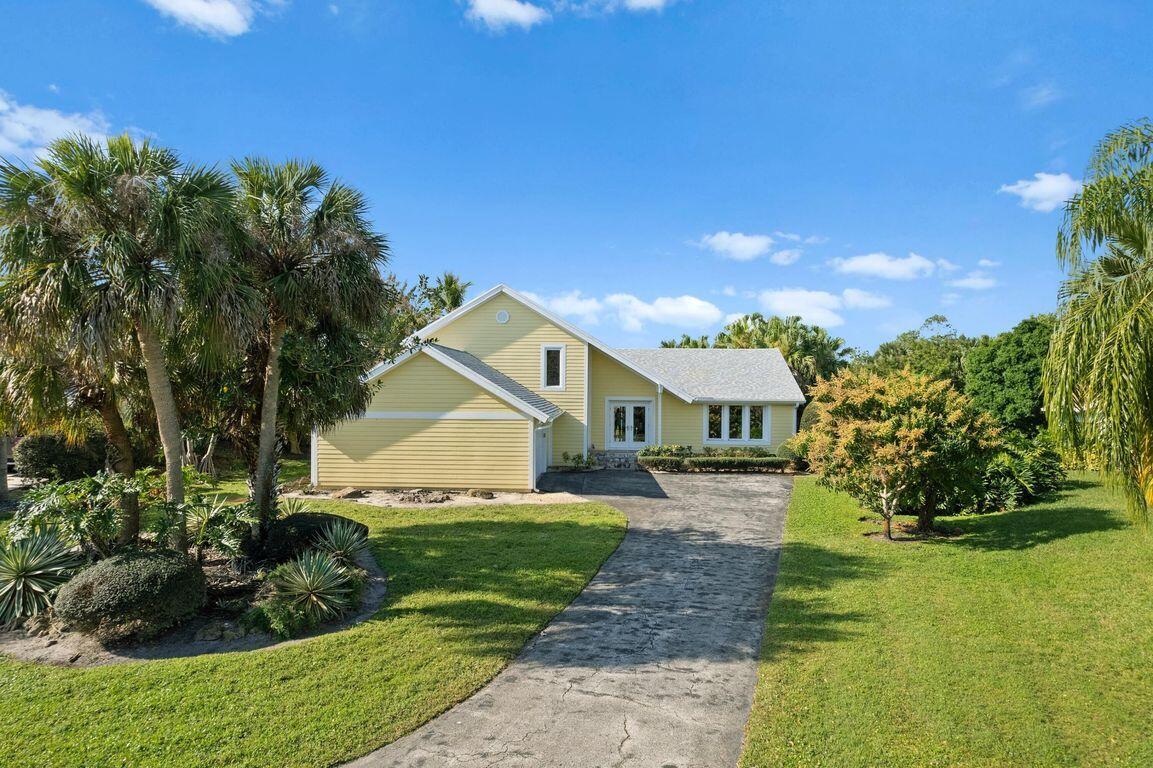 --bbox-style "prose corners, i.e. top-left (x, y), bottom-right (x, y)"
top-left (0, 532), bottom-right (82, 626)
top-left (270, 550), bottom-right (354, 622)
top-left (313, 519), bottom-right (369, 568)
top-left (277, 496), bottom-right (311, 518)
